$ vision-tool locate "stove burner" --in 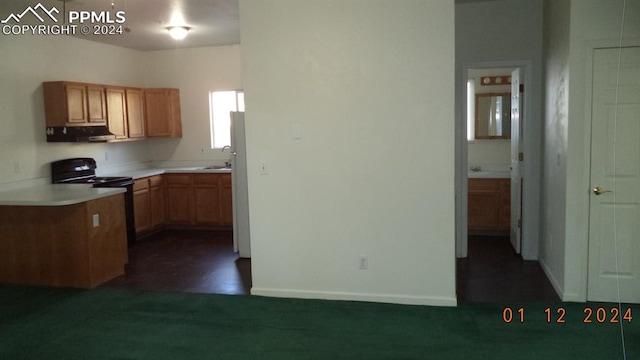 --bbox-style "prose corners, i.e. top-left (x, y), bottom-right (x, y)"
top-left (90, 176), bottom-right (133, 185)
